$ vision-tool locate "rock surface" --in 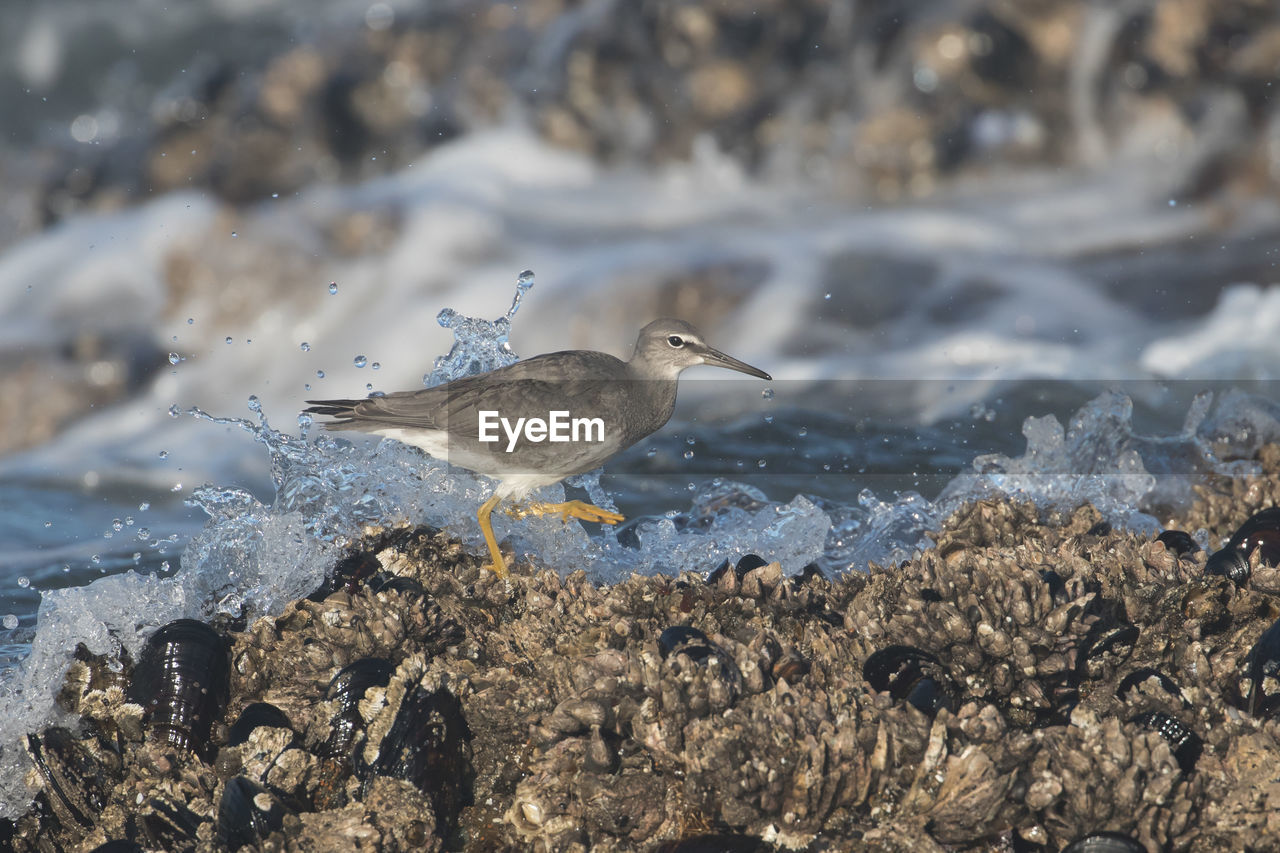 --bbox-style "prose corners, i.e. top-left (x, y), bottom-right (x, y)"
top-left (8, 446), bottom-right (1280, 851)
